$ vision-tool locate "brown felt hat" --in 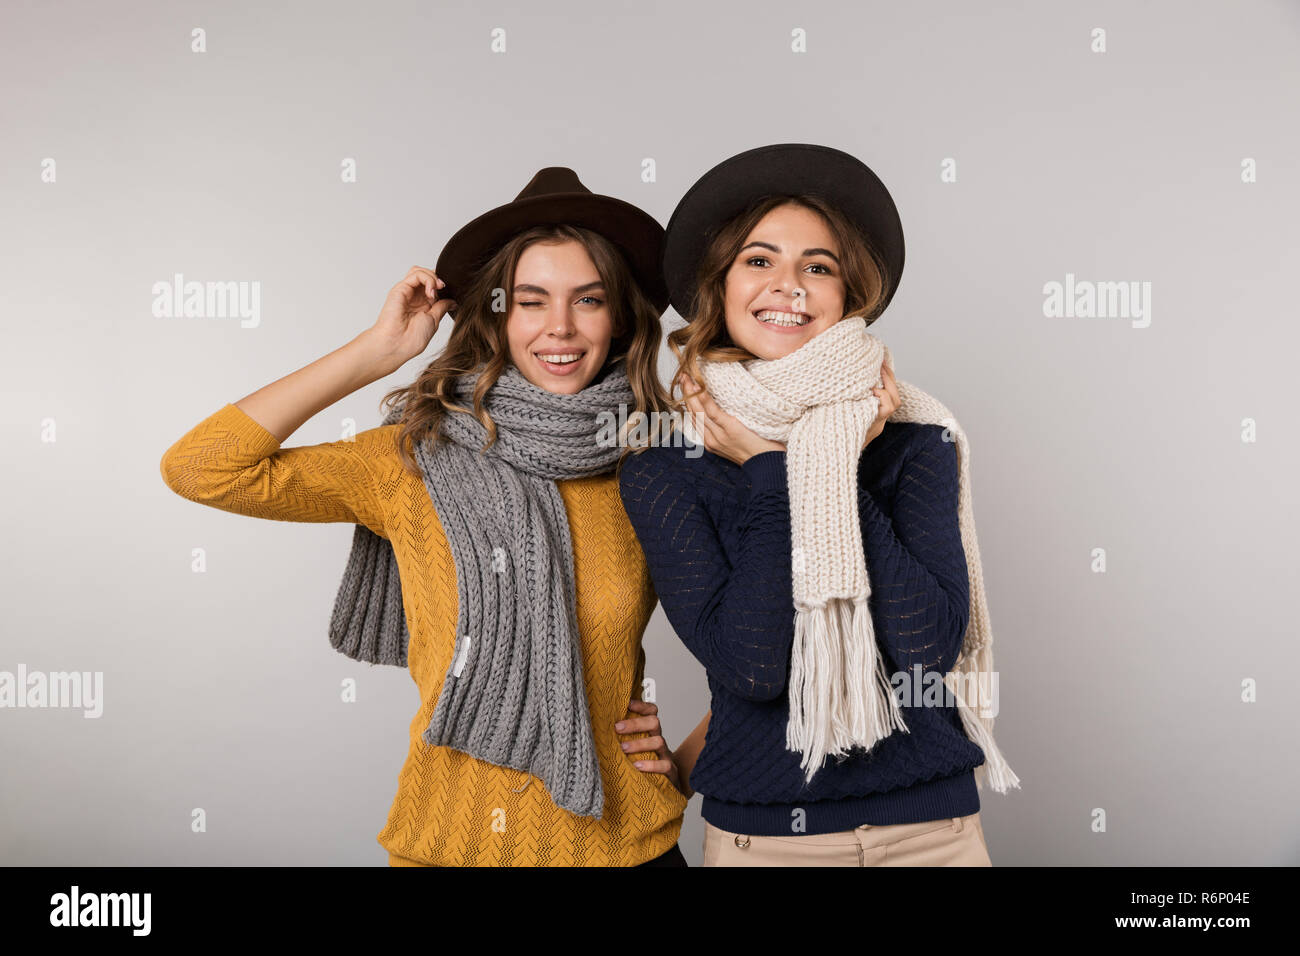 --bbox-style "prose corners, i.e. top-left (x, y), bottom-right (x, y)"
top-left (434, 167), bottom-right (669, 315)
